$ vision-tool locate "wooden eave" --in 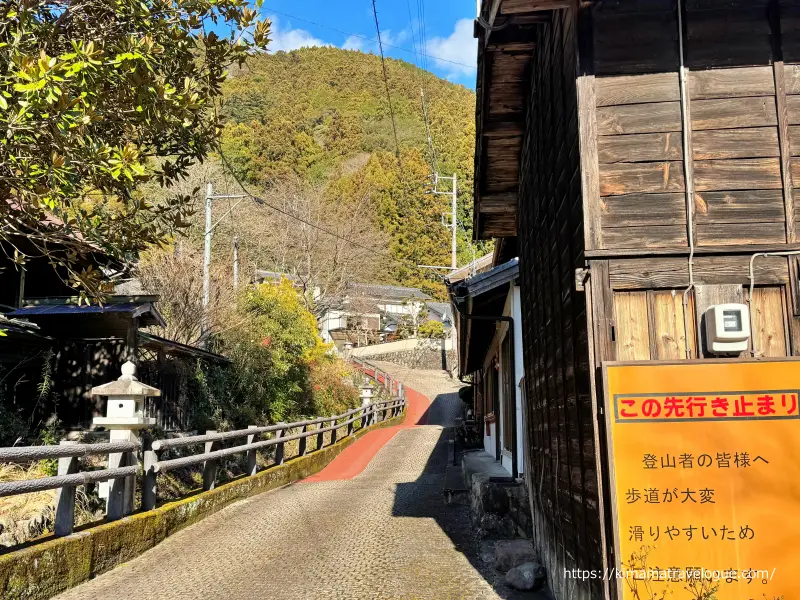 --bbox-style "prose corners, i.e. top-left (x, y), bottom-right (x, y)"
top-left (474, 0), bottom-right (567, 240)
